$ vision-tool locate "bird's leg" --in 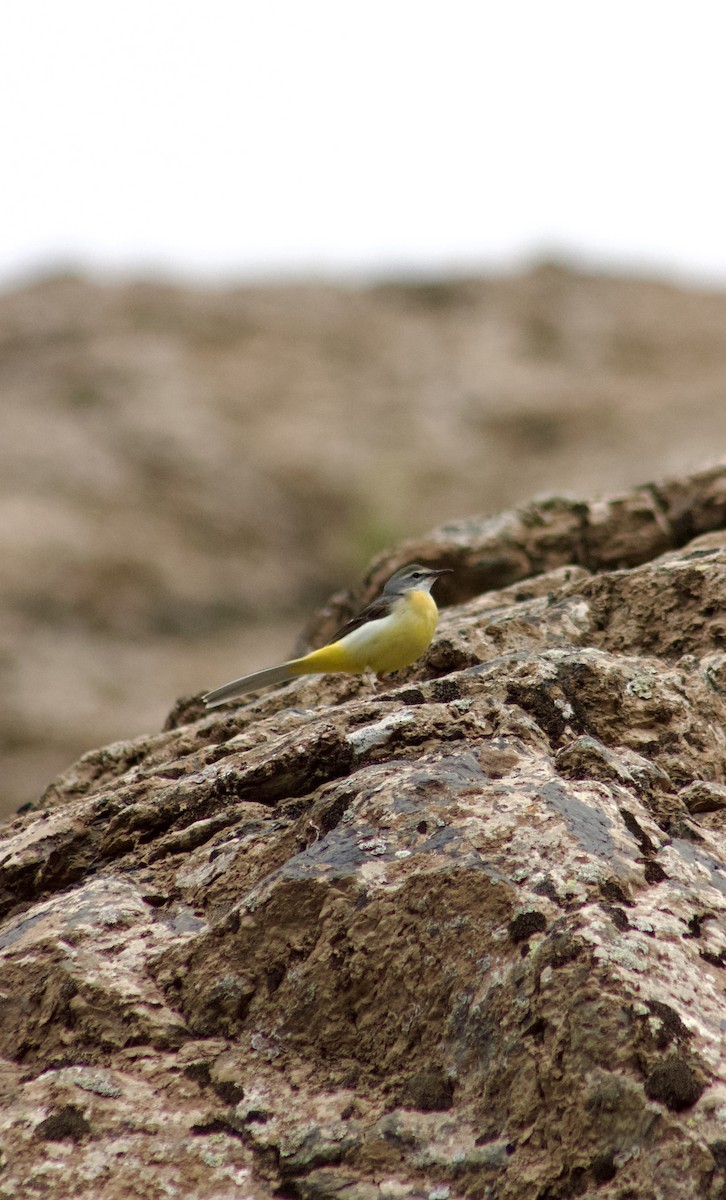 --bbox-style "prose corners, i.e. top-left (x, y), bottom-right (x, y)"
top-left (363, 669), bottom-right (378, 693)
